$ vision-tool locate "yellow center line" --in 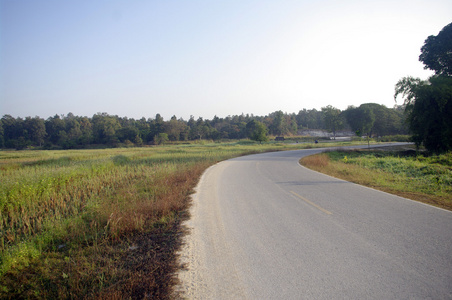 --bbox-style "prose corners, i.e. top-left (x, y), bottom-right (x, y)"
top-left (290, 191), bottom-right (333, 215)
